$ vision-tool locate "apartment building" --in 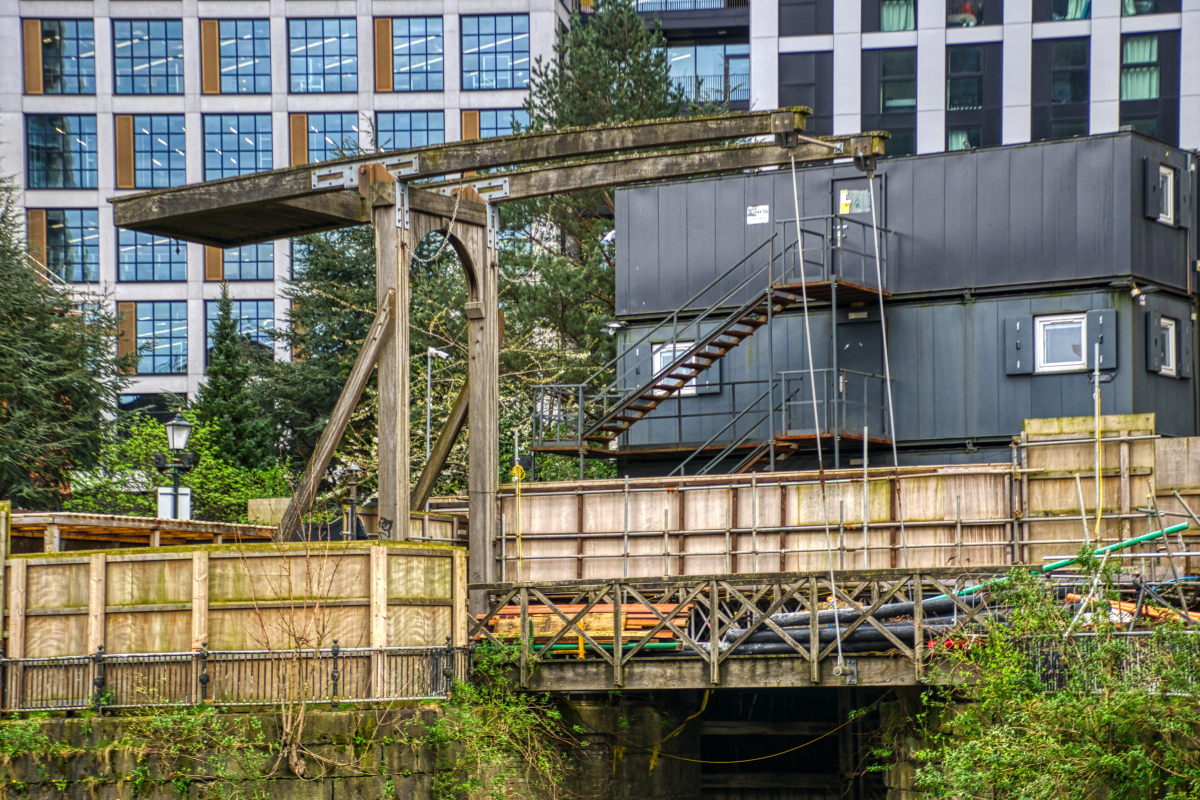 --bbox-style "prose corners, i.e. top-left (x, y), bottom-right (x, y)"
top-left (0, 0), bottom-right (566, 415)
top-left (645, 0), bottom-right (1200, 150)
